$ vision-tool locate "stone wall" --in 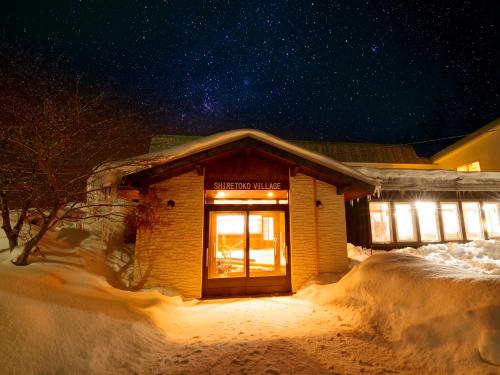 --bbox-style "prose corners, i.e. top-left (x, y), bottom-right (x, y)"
top-left (133, 171), bottom-right (204, 298)
top-left (289, 173), bottom-right (347, 291)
